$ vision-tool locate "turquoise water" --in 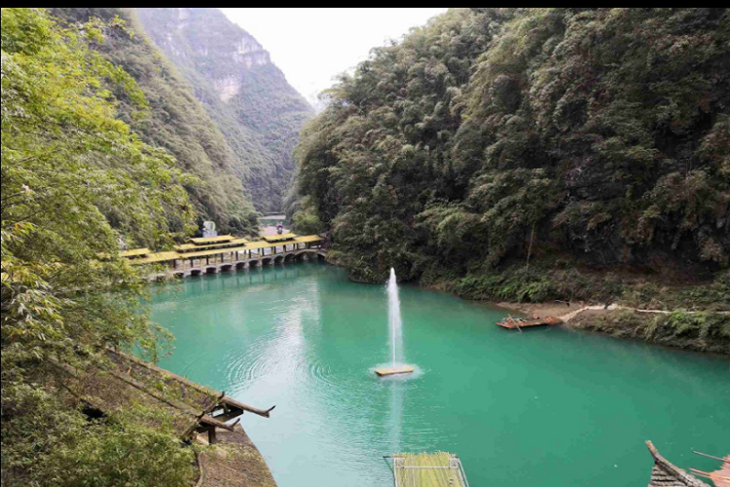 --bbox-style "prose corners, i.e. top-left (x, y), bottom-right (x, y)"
top-left (150, 263), bottom-right (729, 487)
